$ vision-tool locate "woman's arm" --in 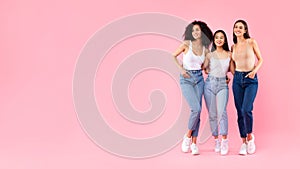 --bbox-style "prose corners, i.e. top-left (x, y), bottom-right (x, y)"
top-left (251, 38), bottom-right (263, 73)
top-left (172, 41), bottom-right (190, 78)
top-left (246, 38), bottom-right (263, 78)
top-left (229, 45), bottom-right (236, 75)
top-left (225, 51), bottom-right (232, 84)
top-left (202, 50), bottom-right (211, 74)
